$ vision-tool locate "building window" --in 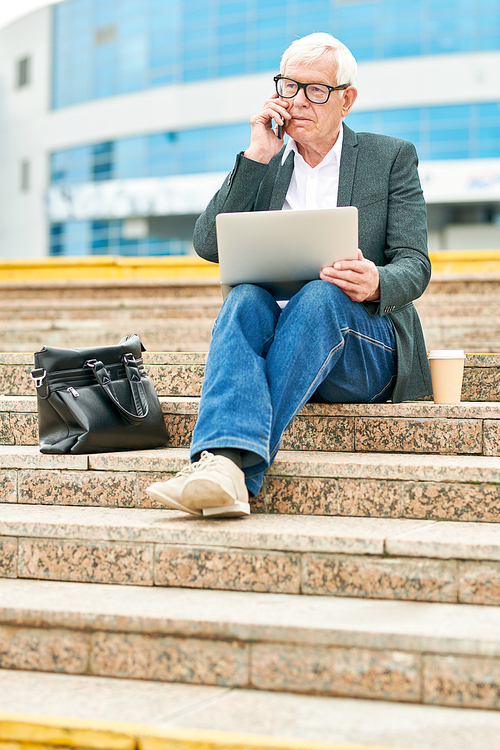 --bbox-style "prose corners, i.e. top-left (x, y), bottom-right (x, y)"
top-left (92, 142), bottom-right (114, 181)
top-left (16, 57), bottom-right (30, 87)
top-left (20, 160), bottom-right (30, 192)
top-left (49, 224), bottom-right (64, 255)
